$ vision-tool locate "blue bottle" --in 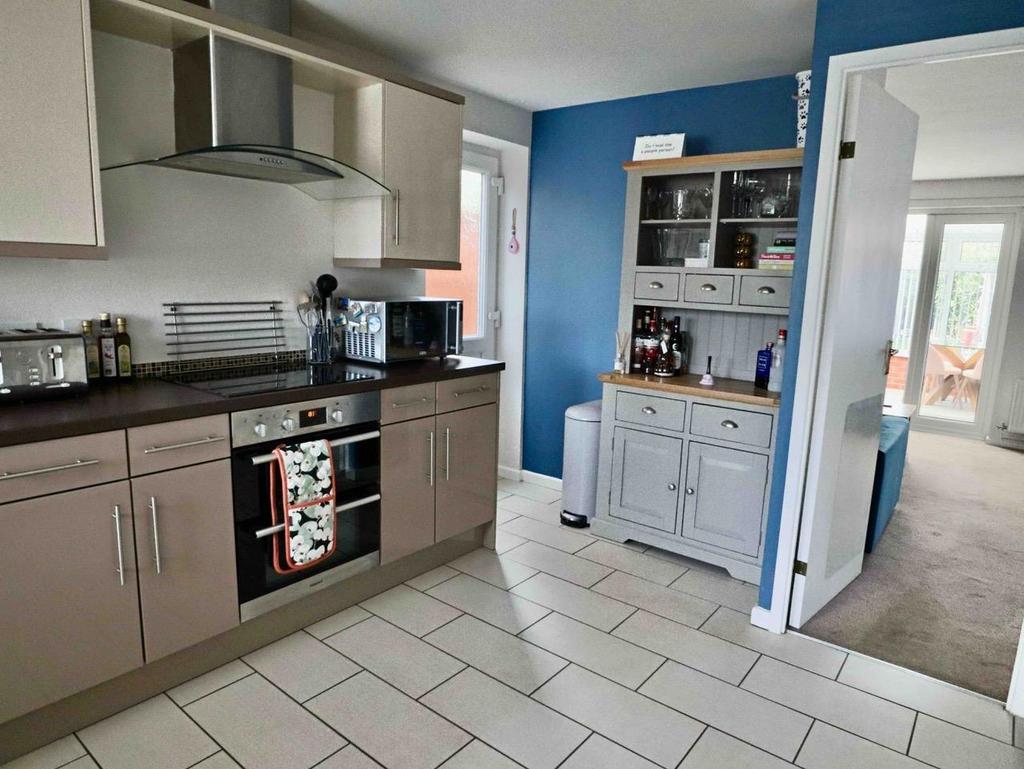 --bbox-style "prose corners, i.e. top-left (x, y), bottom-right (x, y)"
top-left (755, 343), bottom-right (773, 389)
